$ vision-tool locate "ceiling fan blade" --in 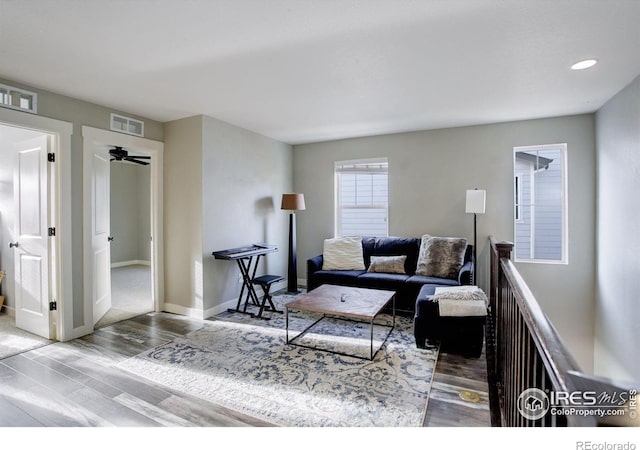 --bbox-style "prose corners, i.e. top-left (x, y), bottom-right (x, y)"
top-left (125, 157), bottom-right (150, 165)
top-left (128, 155), bottom-right (151, 159)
